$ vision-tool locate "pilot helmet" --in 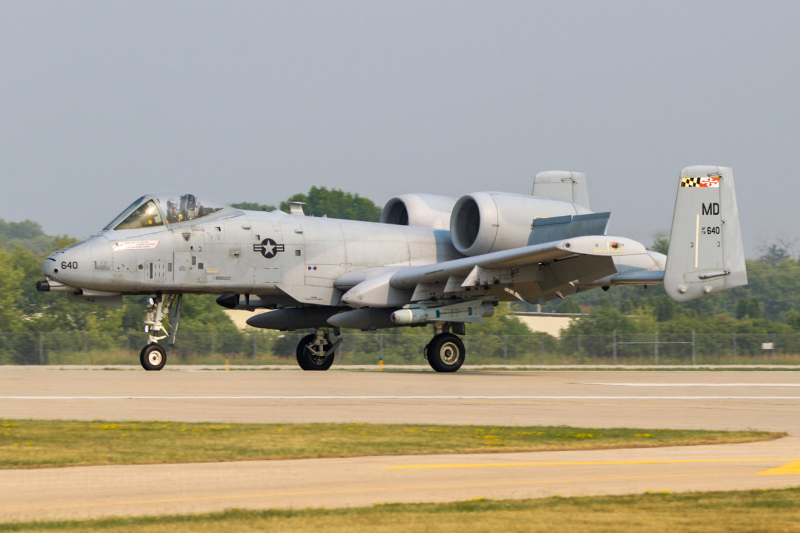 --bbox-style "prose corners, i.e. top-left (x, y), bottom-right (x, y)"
top-left (166, 198), bottom-right (180, 221)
